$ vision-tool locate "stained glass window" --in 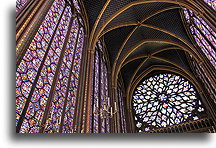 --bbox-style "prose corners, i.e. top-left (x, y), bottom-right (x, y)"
top-left (73, 0), bottom-right (81, 13)
top-left (16, 0), bottom-right (30, 12)
top-left (203, 0), bottom-right (216, 10)
top-left (117, 86), bottom-right (127, 133)
top-left (183, 8), bottom-right (216, 67)
top-left (190, 56), bottom-right (216, 108)
top-left (16, 0), bottom-right (65, 129)
top-left (62, 25), bottom-right (84, 134)
top-left (16, 0), bottom-right (85, 133)
top-left (92, 50), bottom-right (100, 133)
top-left (133, 73), bottom-right (205, 132)
top-left (91, 40), bottom-right (110, 133)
